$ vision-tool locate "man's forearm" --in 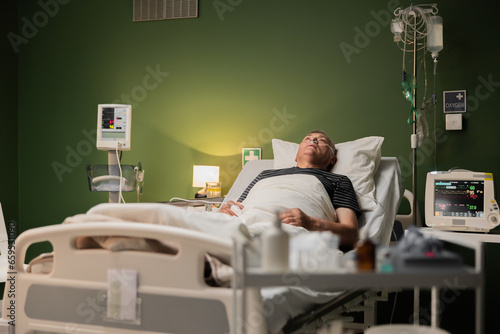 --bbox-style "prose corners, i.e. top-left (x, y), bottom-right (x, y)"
top-left (309, 216), bottom-right (358, 248)
top-left (279, 207), bottom-right (359, 249)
